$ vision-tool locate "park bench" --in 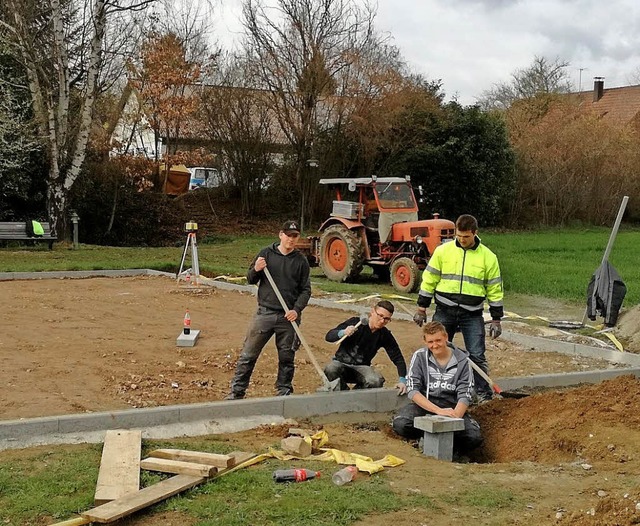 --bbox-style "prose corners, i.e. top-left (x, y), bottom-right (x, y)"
top-left (0, 221), bottom-right (57, 249)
